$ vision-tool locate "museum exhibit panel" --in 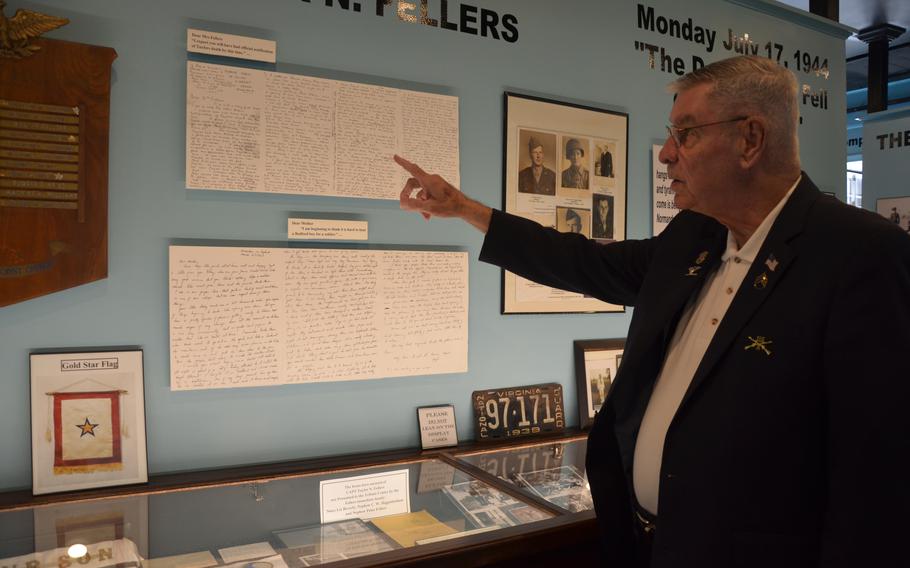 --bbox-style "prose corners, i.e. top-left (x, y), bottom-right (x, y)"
top-left (1, 0), bottom-right (883, 564)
